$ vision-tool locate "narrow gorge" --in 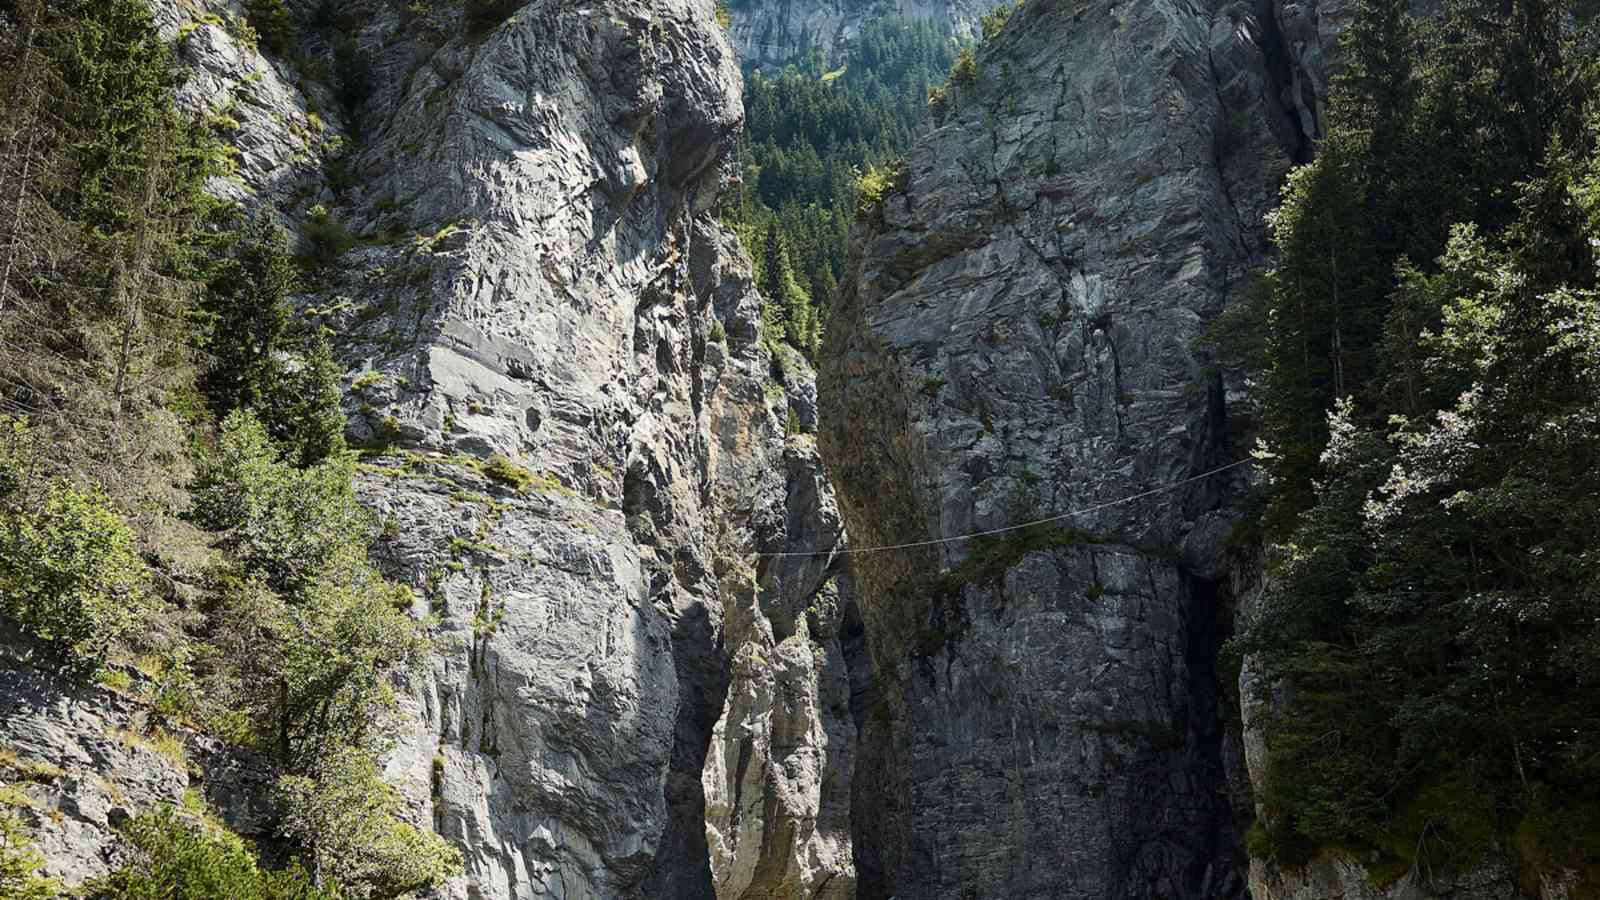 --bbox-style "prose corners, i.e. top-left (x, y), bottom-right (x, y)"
top-left (1, 1), bottom-right (1596, 899)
